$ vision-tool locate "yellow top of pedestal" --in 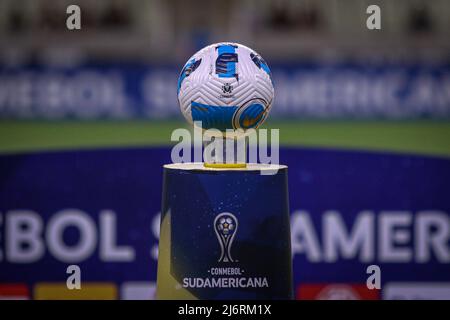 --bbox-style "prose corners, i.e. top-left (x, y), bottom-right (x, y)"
top-left (163, 162), bottom-right (287, 172)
